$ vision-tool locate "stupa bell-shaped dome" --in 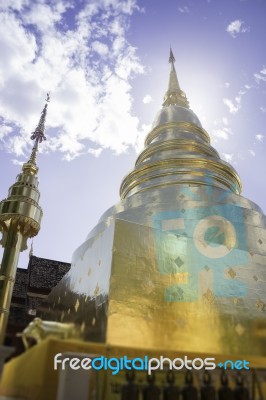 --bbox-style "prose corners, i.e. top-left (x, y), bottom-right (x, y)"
top-left (152, 105), bottom-right (202, 130)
